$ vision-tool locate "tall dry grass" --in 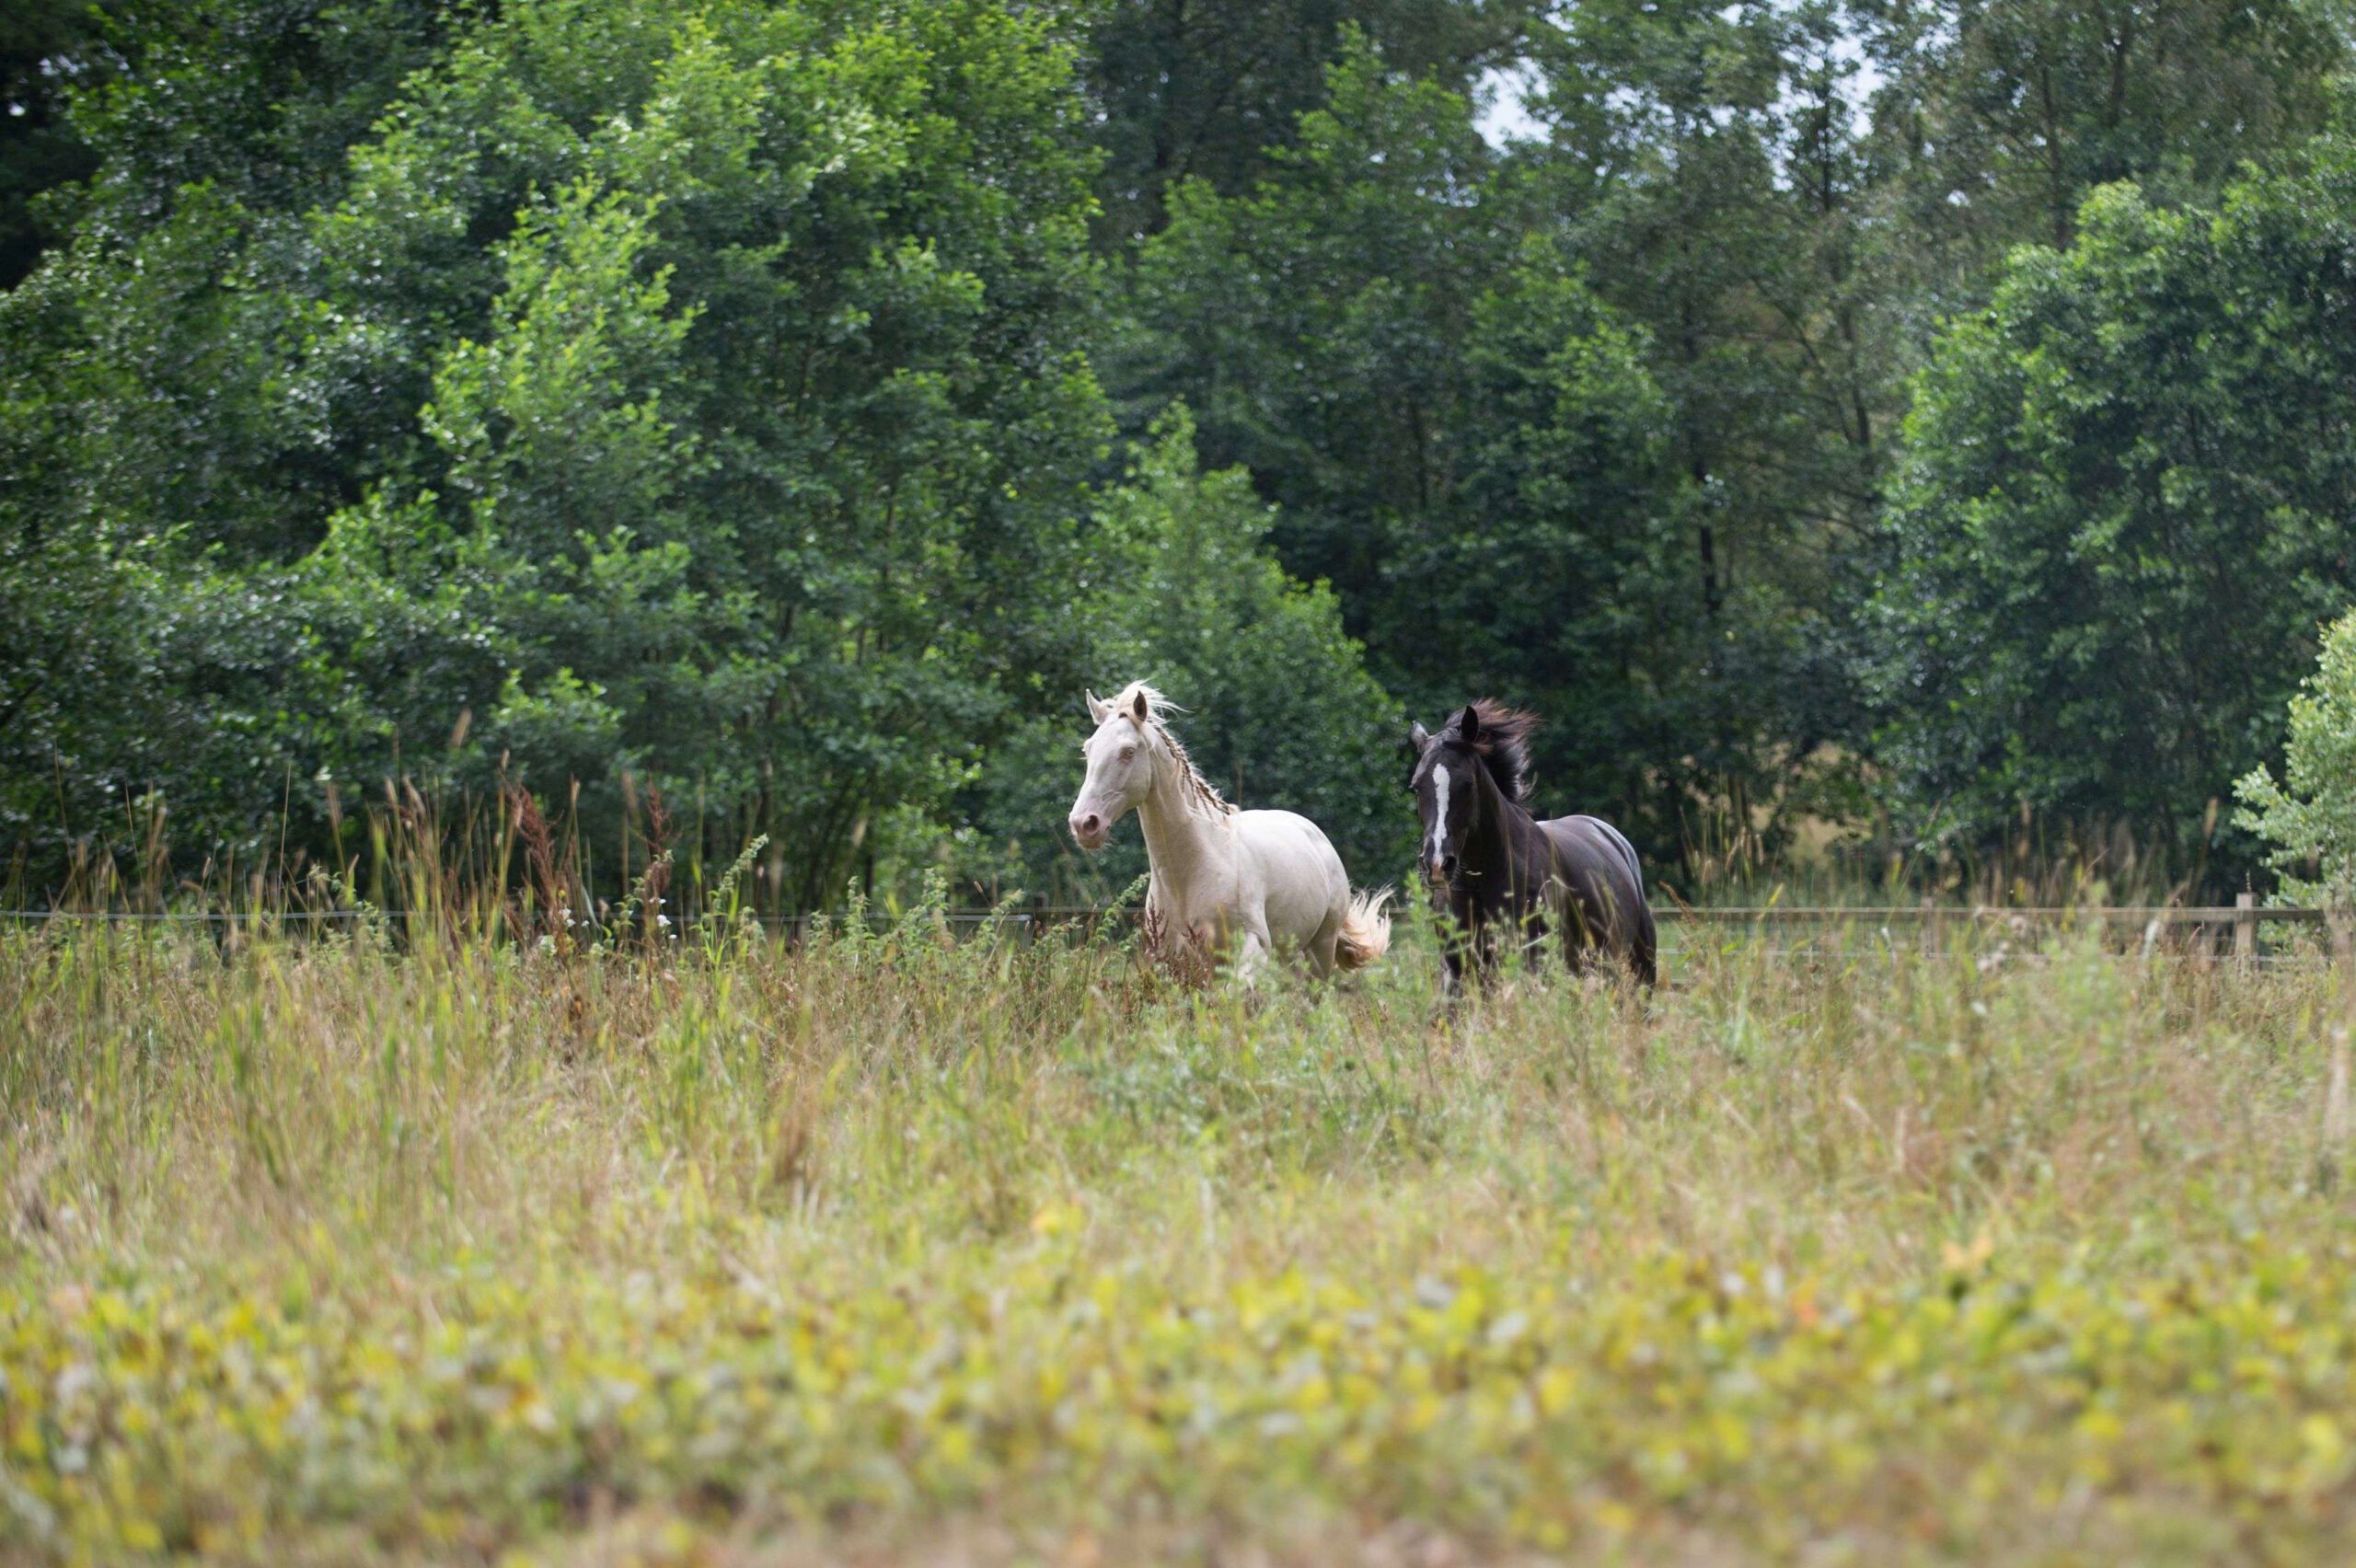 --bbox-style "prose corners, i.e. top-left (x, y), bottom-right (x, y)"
top-left (5, 892), bottom-right (2355, 1562)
